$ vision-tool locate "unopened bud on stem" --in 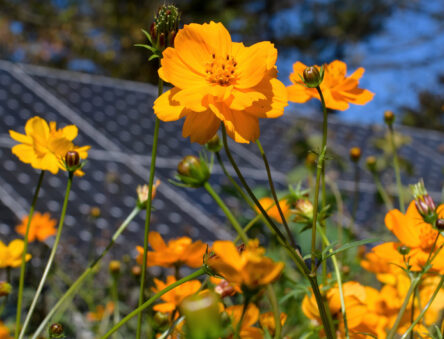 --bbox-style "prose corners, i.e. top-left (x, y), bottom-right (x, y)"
top-left (349, 147), bottom-right (361, 162)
